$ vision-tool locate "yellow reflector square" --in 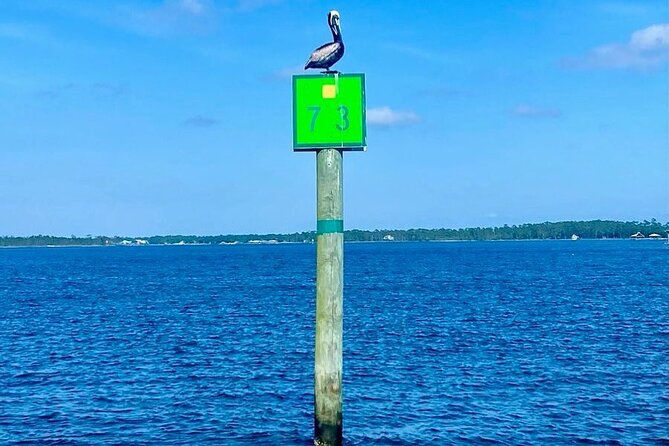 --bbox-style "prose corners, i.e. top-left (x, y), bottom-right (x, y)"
top-left (322, 84), bottom-right (336, 99)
